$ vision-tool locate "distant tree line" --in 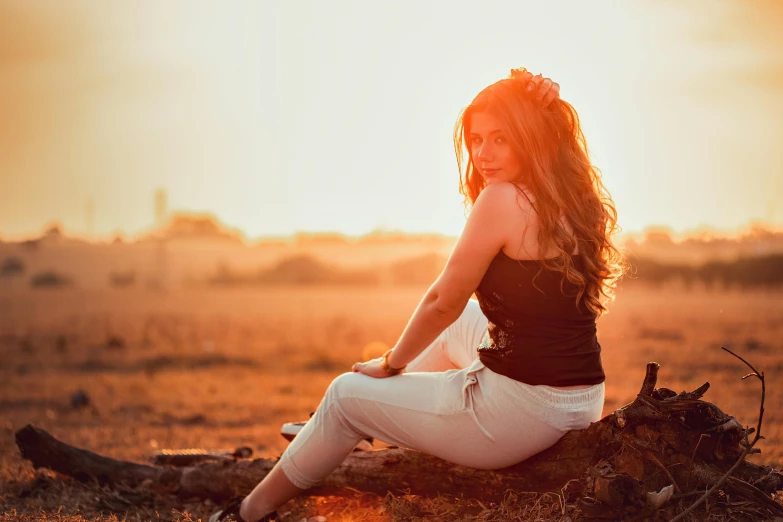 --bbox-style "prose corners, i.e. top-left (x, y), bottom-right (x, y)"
top-left (626, 254), bottom-right (783, 289)
top-left (209, 253), bottom-right (783, 289)
top-left (3, 252), bottom-right (782, 289)
top-left (208, 254), bottom-right (445, 287)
